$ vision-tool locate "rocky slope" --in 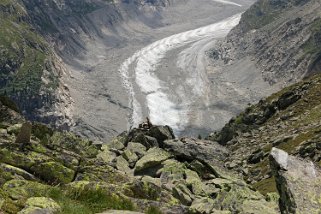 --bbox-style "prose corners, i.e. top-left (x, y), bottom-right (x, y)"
top-left (0, 97), bottom-right (280, 214)
top-left (1, 69), bottom-right (321, 213)
top-left (209, 0), bottom-right (321, 86)
top-left (208, 72), bottom-right (321, 198)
